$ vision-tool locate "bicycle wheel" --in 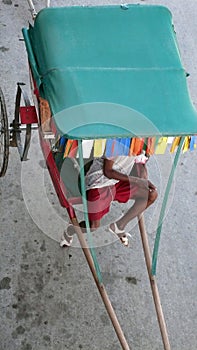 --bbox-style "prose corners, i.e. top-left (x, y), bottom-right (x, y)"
top-left (0, 87), bottom-right (9, 177)
top-left (12, 83), bottom-right (32, 161)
